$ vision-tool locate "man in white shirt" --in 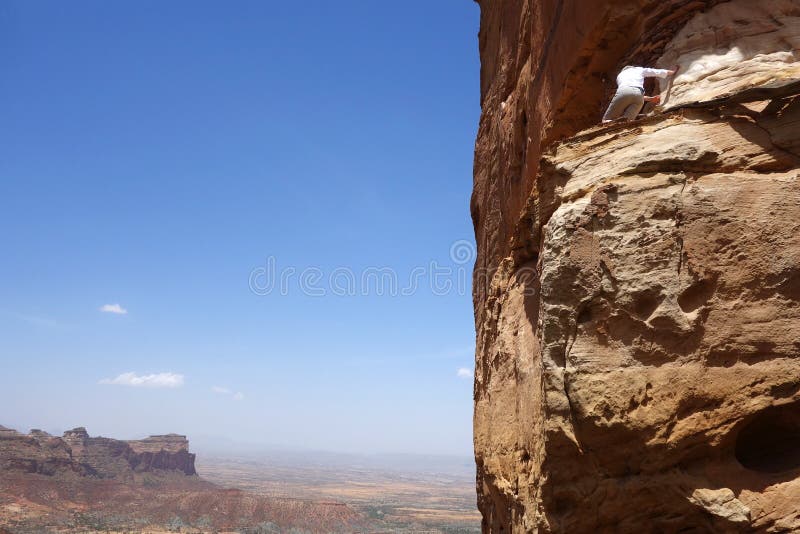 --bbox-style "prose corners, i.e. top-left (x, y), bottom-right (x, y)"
top-left (602, 65), bottom-right (677, 123)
